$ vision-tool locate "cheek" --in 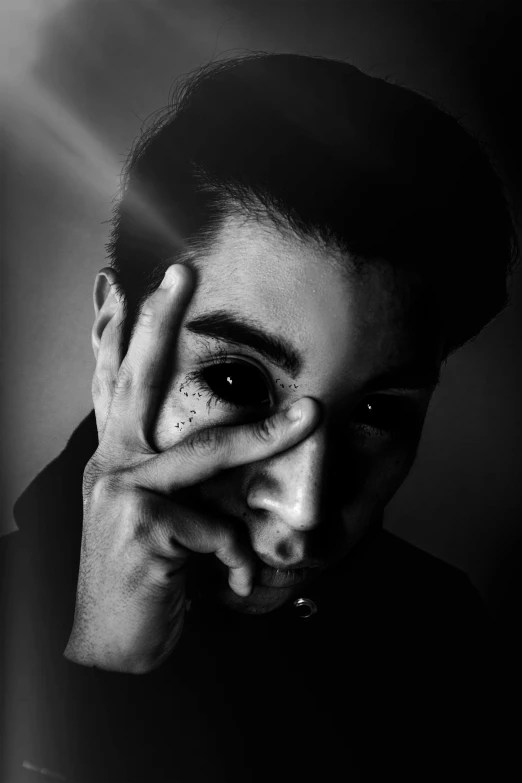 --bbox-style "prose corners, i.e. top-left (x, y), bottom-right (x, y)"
top-left (338, 440), bottom-right (420, 540)
top-left (334, 429), bottom-right (419, 501)
top-left (363, 444), bottom-right (418, 506)
top-left (151, 391), bottom-right (214, 451)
